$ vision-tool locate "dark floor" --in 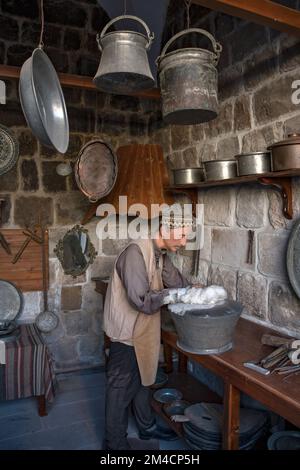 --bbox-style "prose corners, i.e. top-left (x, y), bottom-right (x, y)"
top-left (0, 369), bottom-right (189, 450)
